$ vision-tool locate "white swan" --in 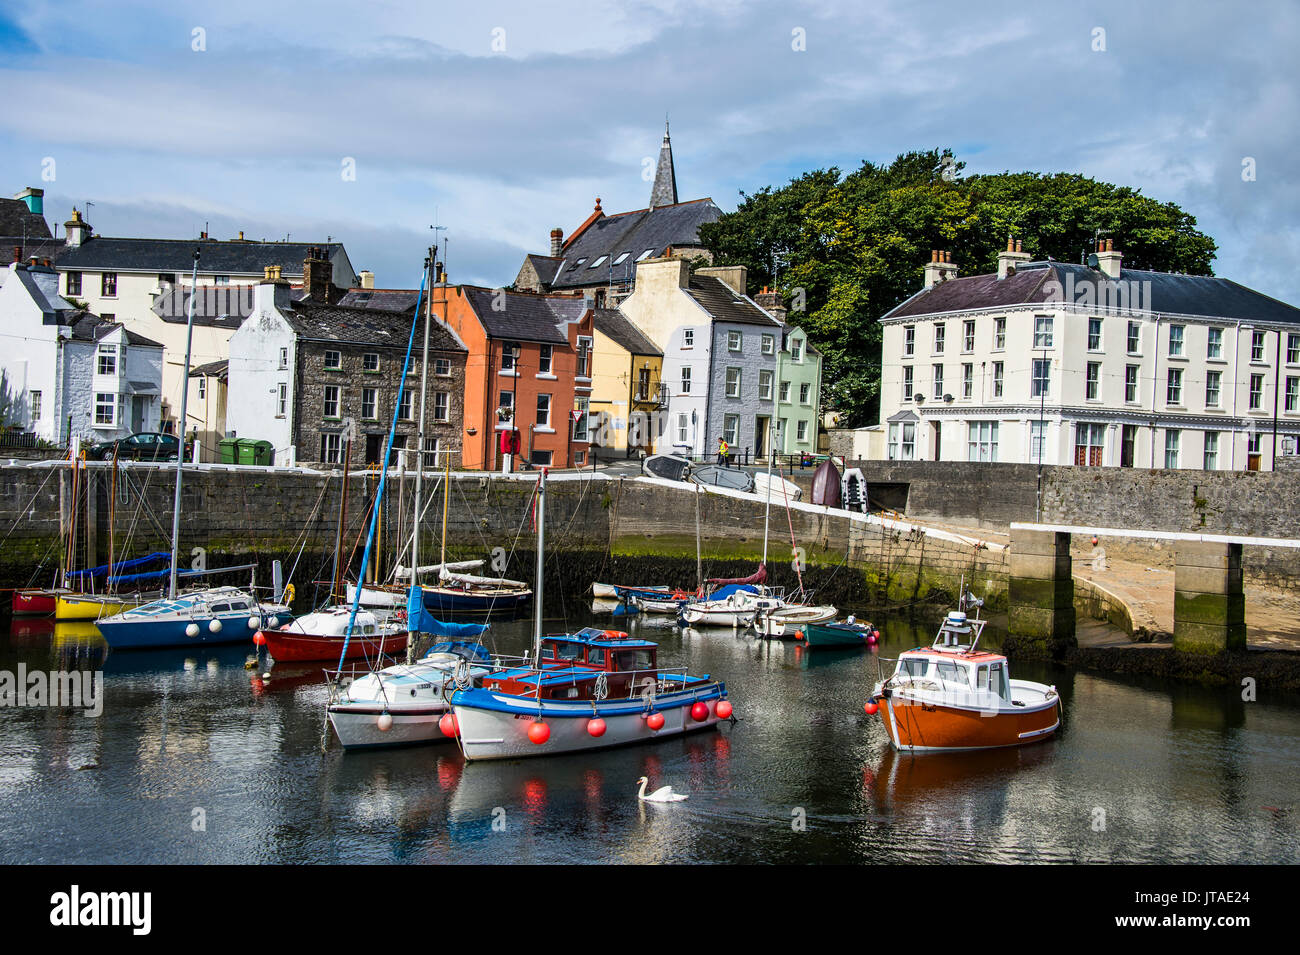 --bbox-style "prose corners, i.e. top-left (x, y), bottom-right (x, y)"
top-left (637, 776), bottom-right (689, 802)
